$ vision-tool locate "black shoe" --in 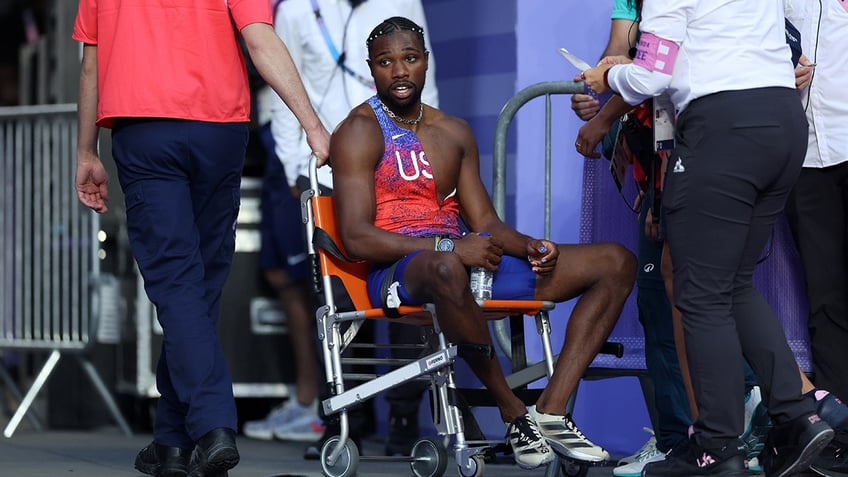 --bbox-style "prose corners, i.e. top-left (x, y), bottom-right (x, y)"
top-left (642, 437), bottom-right (747, 477)
top-left (188, 428), bottom-right (239, 477)
top-left (762, 412), bottom-right (834, 477)
top-left (817, 393), bottom-right (848, 431)
top-left (810, 442), bottom-right (848, 477)
top-left (134, 442), bottom-right (190, 477)
top-left (385, 413), bottom-right (420, 456)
